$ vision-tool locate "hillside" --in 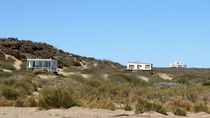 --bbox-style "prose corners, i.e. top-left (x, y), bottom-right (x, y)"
top-left (0, 38), bottom-right (123, 68)
top-left (0, 38), bottom-right (210, 117)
